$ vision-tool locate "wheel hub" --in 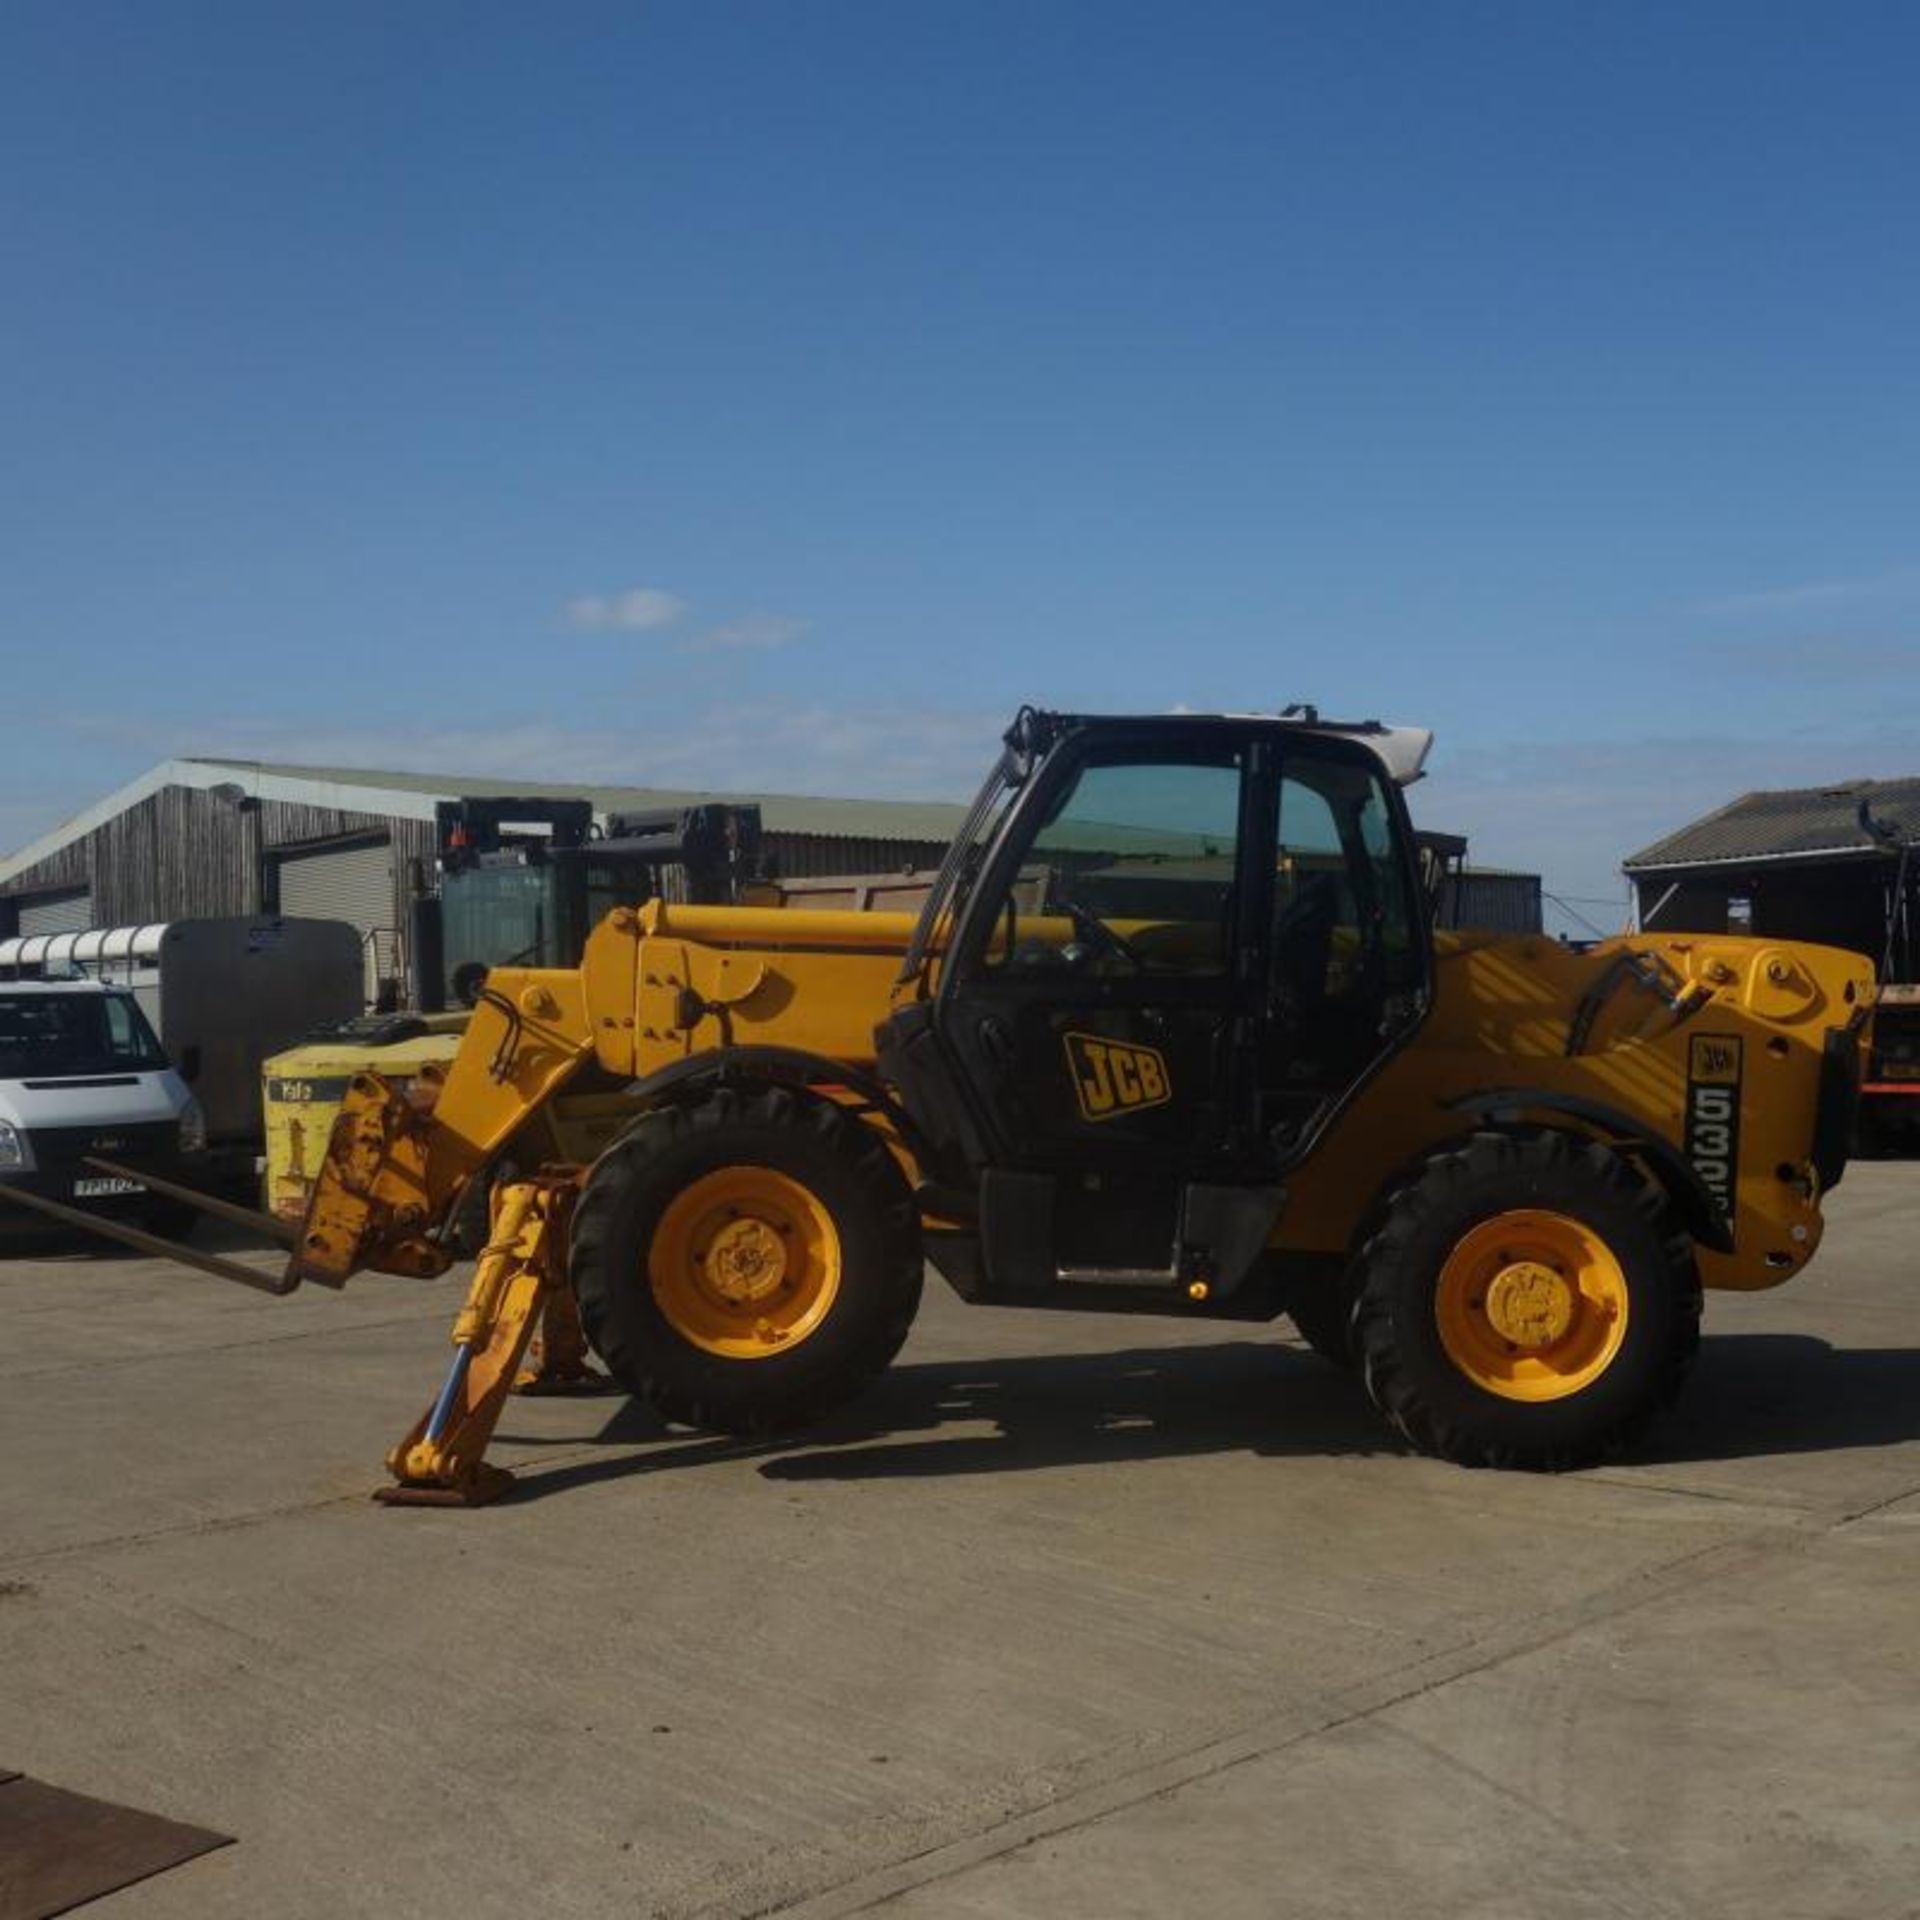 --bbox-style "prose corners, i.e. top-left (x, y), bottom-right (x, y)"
top-left (649, 1163), bottom-right (843, 1361)
top-left (1483, 1260), bottom-right (1575, 1349)
top-left (701, 1215), bottom-right (789, 1304)
top-left (1434, 1208), bottom-right (1632, 1404)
